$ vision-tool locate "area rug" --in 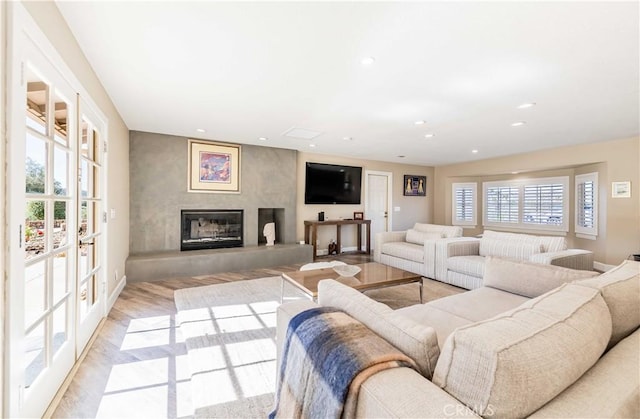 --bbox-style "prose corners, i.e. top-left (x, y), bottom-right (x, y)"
top-left (174, 275), bottom-right (461, 418)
